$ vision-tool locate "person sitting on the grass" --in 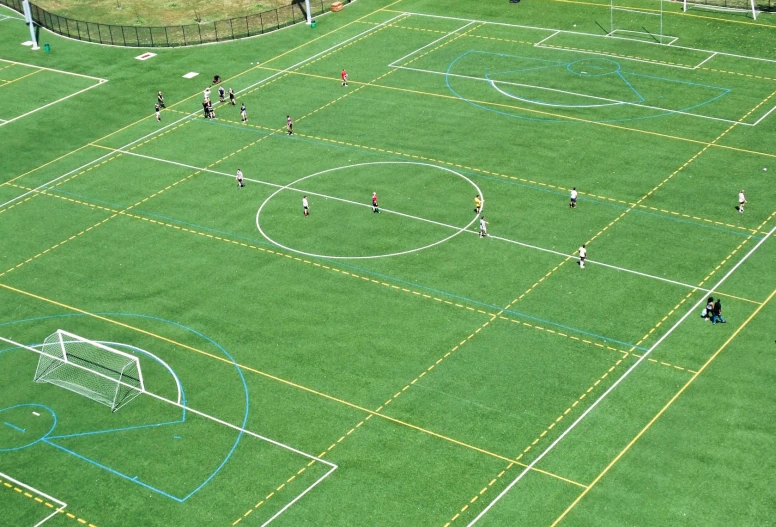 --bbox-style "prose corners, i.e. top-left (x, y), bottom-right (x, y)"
top-left (701, 297), bottom-right (714, 321)
top-left (213, 75), bottom-right (221, 84)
